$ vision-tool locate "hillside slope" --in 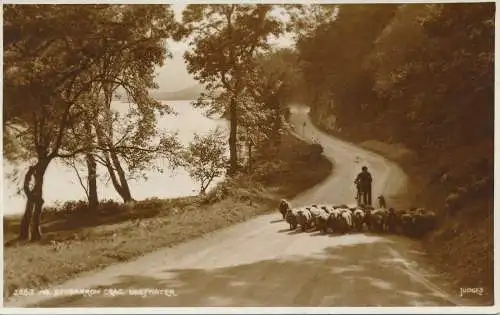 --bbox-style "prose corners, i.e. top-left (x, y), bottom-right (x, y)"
top-left (149, 84), bottom-right (205, 101)
top-left (310, 114), bottom-right (493, 303)
top-left (297, 3), bottom-right (494, 303)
